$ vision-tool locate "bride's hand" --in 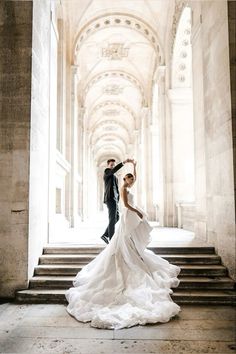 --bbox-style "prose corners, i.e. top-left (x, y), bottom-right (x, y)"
top-left (136, 210), bottom-right (143, 219)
